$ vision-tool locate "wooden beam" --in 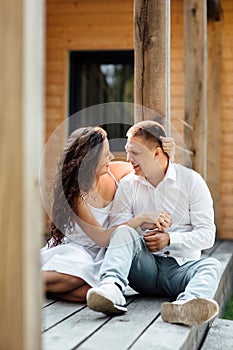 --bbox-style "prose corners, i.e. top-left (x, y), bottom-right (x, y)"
top-left (134, 0), bottom-right (169, 123)
top-left (0, 0), bottom-right (44, 349)
top-left (207, 20), bottom-right (222, 235)
top-left (184, 0), bottom-right (207, 178)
